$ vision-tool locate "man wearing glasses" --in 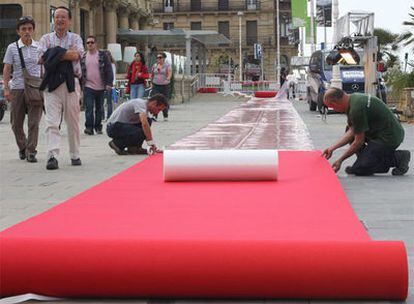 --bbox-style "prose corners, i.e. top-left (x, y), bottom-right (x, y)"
top-left (2, 16), bottom-right (43, 163)
top-left (80, 35), bottom-right (113, 136)
top-left (38, 6), bottom-right (84, 170)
